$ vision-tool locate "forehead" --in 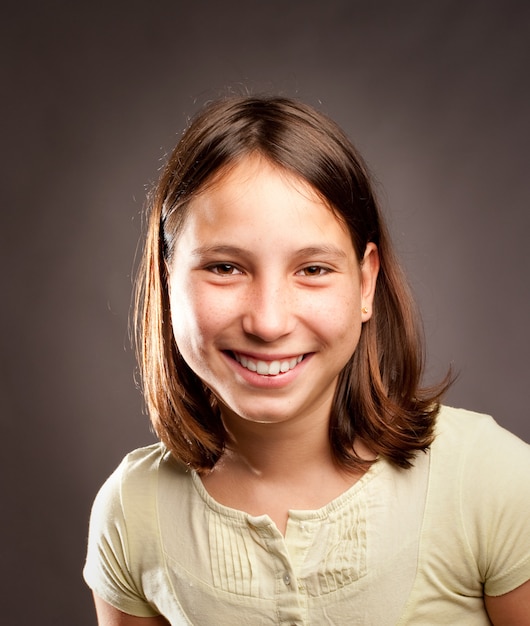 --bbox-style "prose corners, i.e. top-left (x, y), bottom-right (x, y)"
top-left (174, 155), bottom-right (356, 260)
top-left (187, 154), bottom-right (341, 224)
top-left (199, 154), bottom-right (319, 199)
